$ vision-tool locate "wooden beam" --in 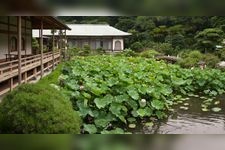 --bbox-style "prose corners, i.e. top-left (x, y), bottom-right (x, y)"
top-left (0, 29), bottom-right (31, 36)
top-left (40, 18), bottom-right (44, 78)
top-left (18, 16), bottom-right (22, 85)
top-left (0, 21), bottom-right (32, 29)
